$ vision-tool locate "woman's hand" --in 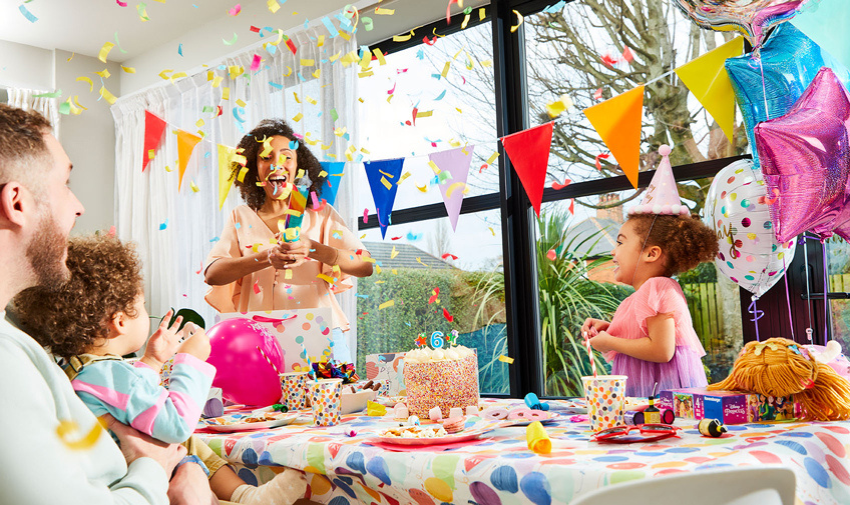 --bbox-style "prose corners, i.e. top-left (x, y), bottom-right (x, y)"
top-left (275, 238), bottom-right (312, 269)
top-left (586, 331), bottom-right (617, 353)
top-left (581, 318), bottom-right (609, 339)
top-left (140, 310), bottom-right (183, 371)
